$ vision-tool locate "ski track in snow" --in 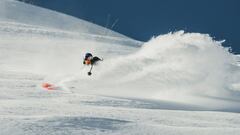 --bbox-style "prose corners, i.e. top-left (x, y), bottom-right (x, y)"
top-left (1, 71), bottom-right (240, 135)
top-left (0, 0), bottom-right (240, 135)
